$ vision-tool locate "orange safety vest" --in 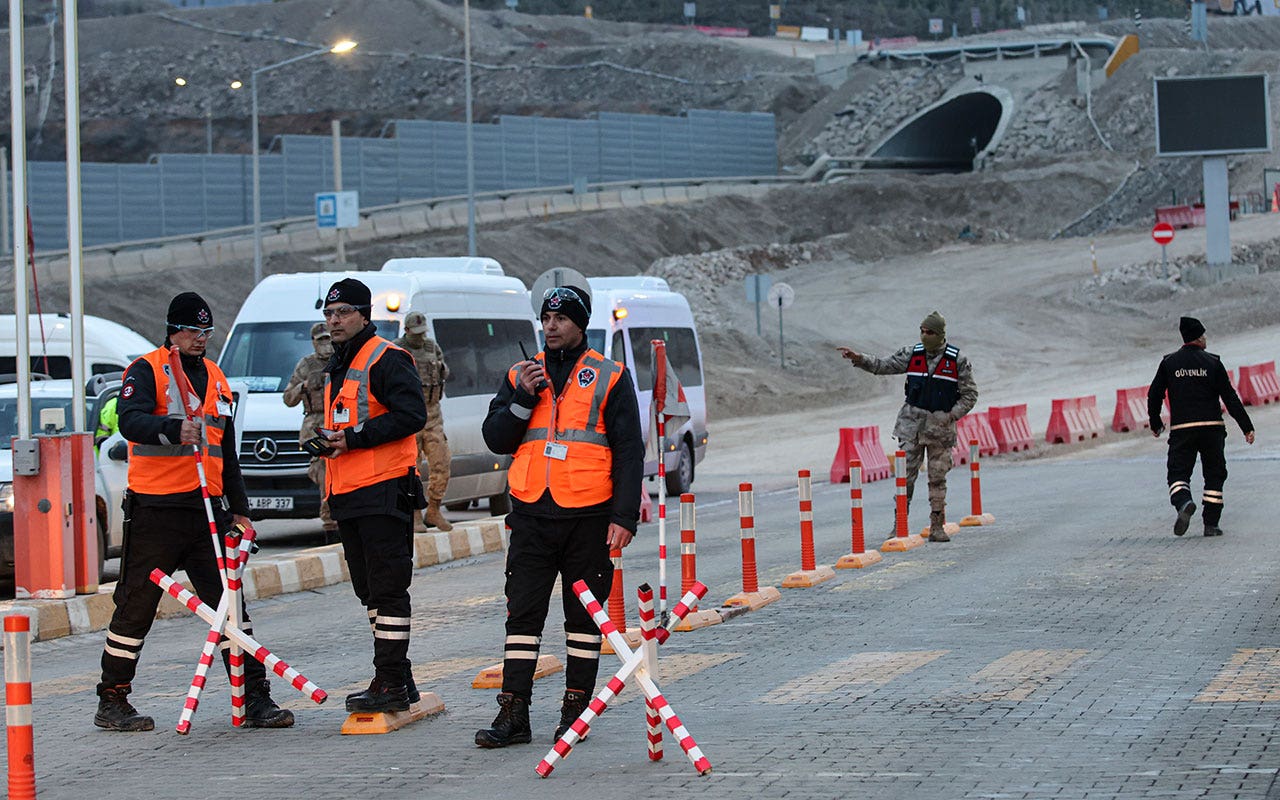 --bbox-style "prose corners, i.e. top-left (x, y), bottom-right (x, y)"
top-left (507, 349), bottom-right (624, 508)
top-left (323, 336), bottom-right (419, 497)
top-left (127, 348), bottom-right (232, 497)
